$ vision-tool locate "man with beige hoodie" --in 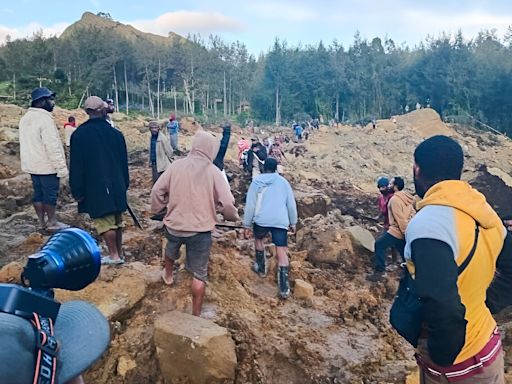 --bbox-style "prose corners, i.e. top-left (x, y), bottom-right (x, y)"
top-left (19, 87), bottom-right (69, 231)
top-left (151, 130), bottom-right (239, 316)
top-left (368, 177), bottom-right (415, 281)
